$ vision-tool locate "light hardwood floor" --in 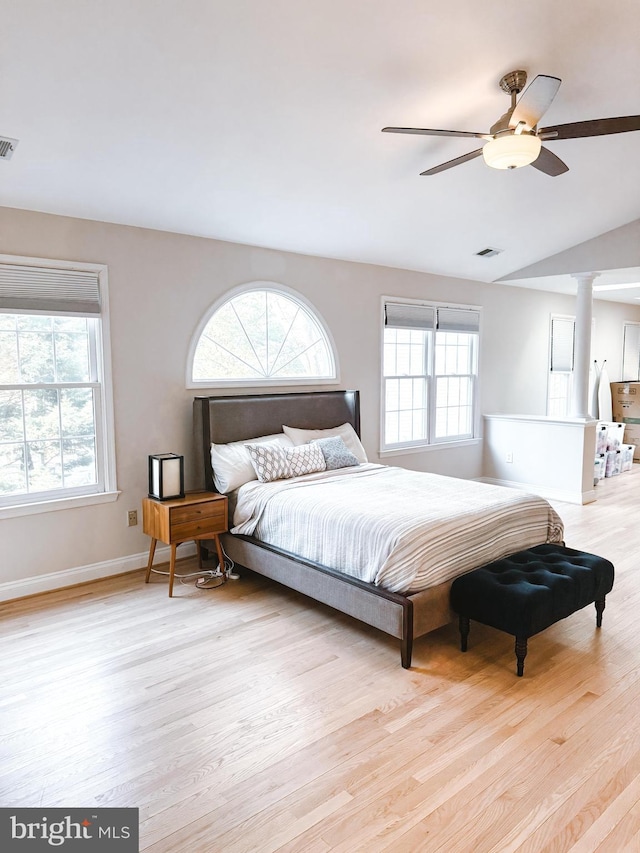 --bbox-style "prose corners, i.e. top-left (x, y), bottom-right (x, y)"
top-left (2, 468), bottom-right (640, 852)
